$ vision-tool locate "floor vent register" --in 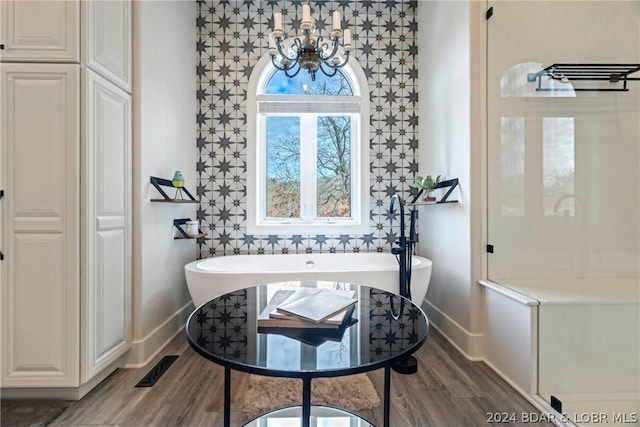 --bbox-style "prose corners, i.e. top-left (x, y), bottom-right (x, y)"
top-left (135, 355), bottom-right (179, 387)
